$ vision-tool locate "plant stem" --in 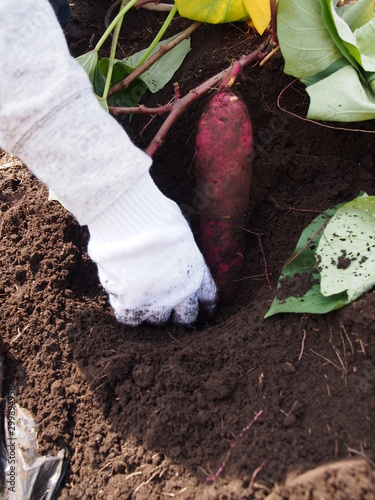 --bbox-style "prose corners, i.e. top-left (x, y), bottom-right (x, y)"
top-left (270, 0), bottom-right (278, 44)
top-left (95, 0), bottom-right (139, 53)
top-left (218, 61), bottom-right (241, 90)
top-left (110, 103), bottom-right (173, 115)
top-left (102, 2), bottom-right (126, 100)
top-left (135, 4), bottom-right (178, 69)
top-left (145, 37), bottom-right (271, 156)
top-left (139, 2), bottom-right (174, 12)
top-left (108, 21), bottom-right (201, 97)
